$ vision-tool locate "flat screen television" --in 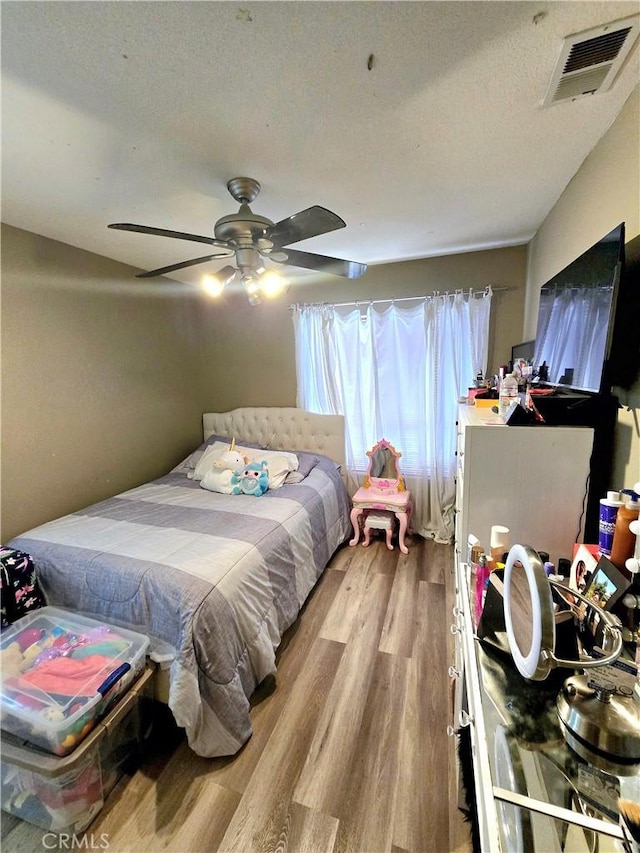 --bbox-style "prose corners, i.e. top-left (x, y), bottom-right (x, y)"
top-left (511, 339), bottom-right (535, 364)
top-left (532, 223), bottom-right (626, 395)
